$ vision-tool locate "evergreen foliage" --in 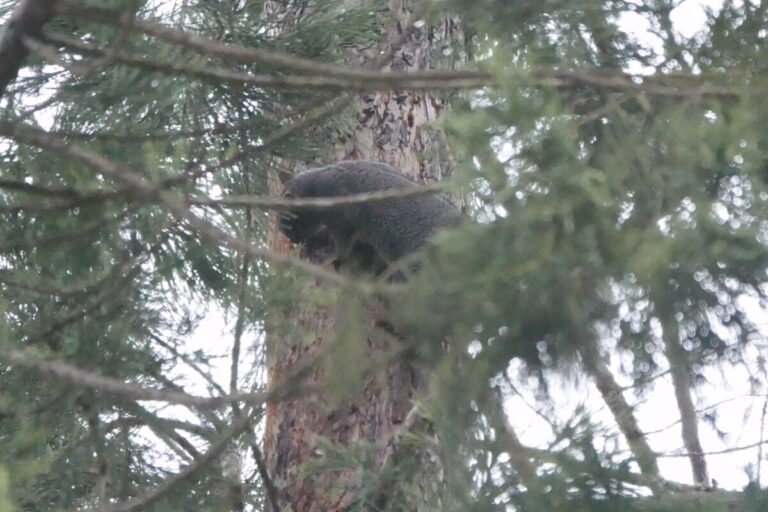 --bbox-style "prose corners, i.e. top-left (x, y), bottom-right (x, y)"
top-left (0, 0), bottom-right (767, 510)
